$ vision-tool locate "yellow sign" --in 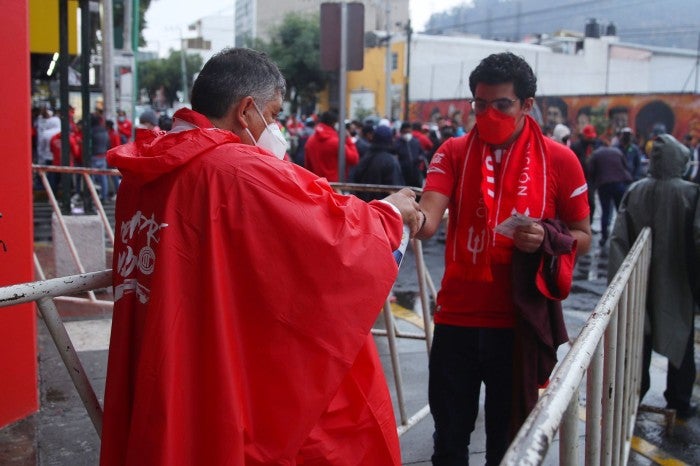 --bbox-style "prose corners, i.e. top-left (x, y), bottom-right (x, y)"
top-left (30, 0), bottom-right (79, 54)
